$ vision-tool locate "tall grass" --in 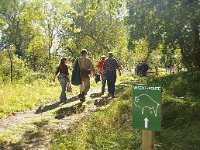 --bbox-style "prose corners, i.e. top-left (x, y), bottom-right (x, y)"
top-left (51, 89), bottom-right (141, 150)
top-left (51, 71), bottom-right (200, 150)
top-left (0, 79), bottom-right (59, 118)
top-left (0, 77), bottom-right (80, 118)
